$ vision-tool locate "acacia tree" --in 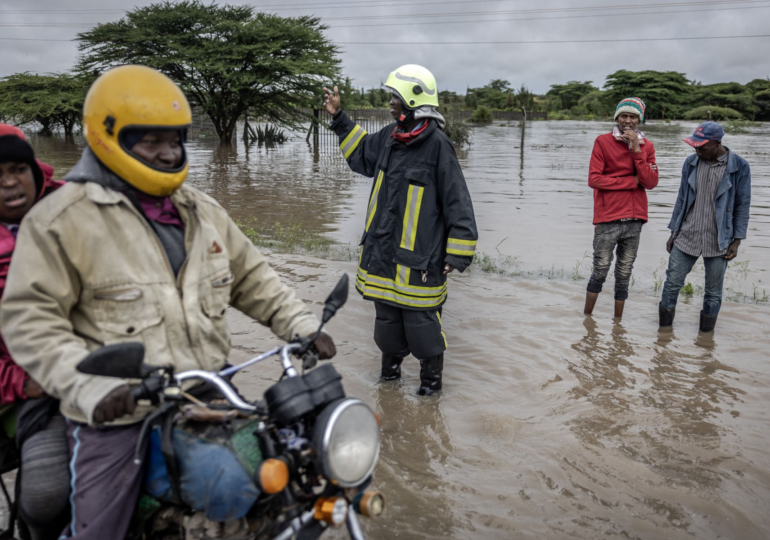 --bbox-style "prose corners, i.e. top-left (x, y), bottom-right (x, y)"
top-left (604, 70), bottom-right (690, 120)
top-left (0, 73), bottom-right (88, 135)
top-left (76, 1), bottom-right (340, 143)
